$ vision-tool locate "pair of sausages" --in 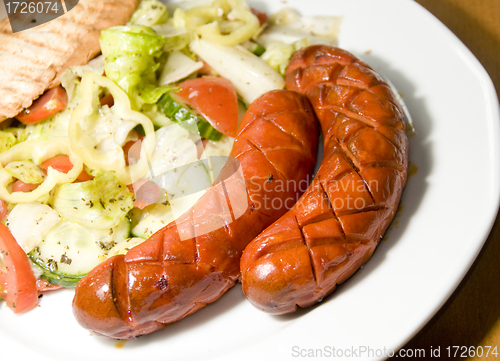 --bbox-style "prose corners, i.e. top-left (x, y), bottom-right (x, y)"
top-left (72, 45), bottom-right (408, 338)
top-left (73, 90), bottom-right (319, 338)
